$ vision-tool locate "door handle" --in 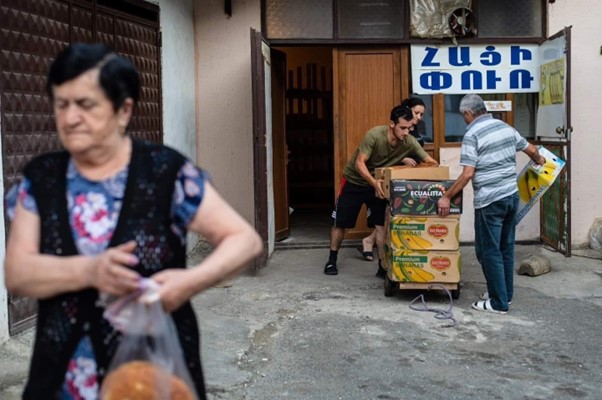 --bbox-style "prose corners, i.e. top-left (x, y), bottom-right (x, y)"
top-left (555, 126), bottom-right (573, 140)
